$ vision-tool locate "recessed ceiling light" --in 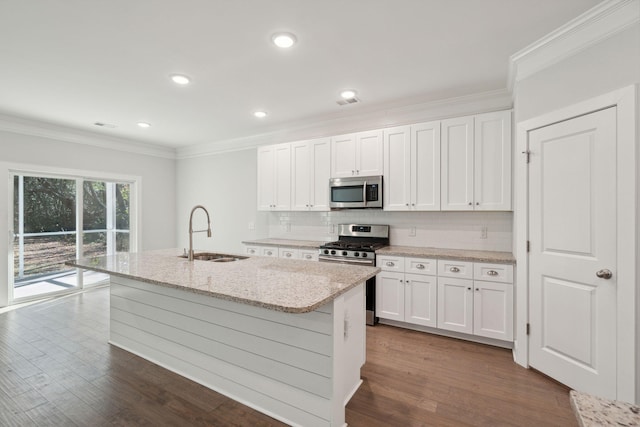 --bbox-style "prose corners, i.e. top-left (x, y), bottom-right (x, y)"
top-left (254, 111), bottom-right (268, 118)
top-left (94, 122), bottom-right (116, 128)
top-left (137, 122), bottom-right (151, 128)
top-left (340, 89), bottom-right (357, 99)
top-left (170, 74), bottom-right (191, 85)
top-left (271, 33), bottom-right (297, 48)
